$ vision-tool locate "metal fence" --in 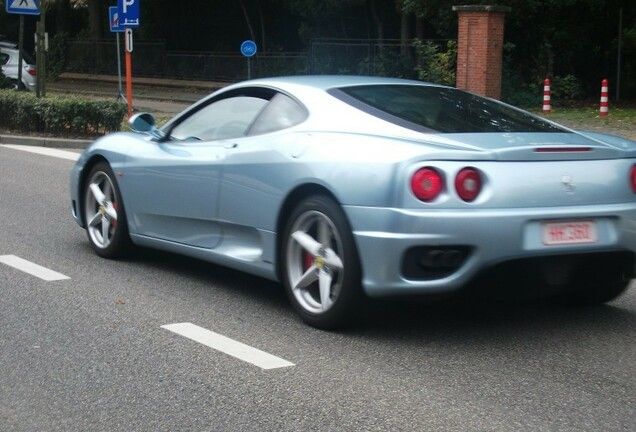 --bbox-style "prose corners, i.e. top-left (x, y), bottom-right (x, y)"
top-left (63, 38), bottom-right (451, 82)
